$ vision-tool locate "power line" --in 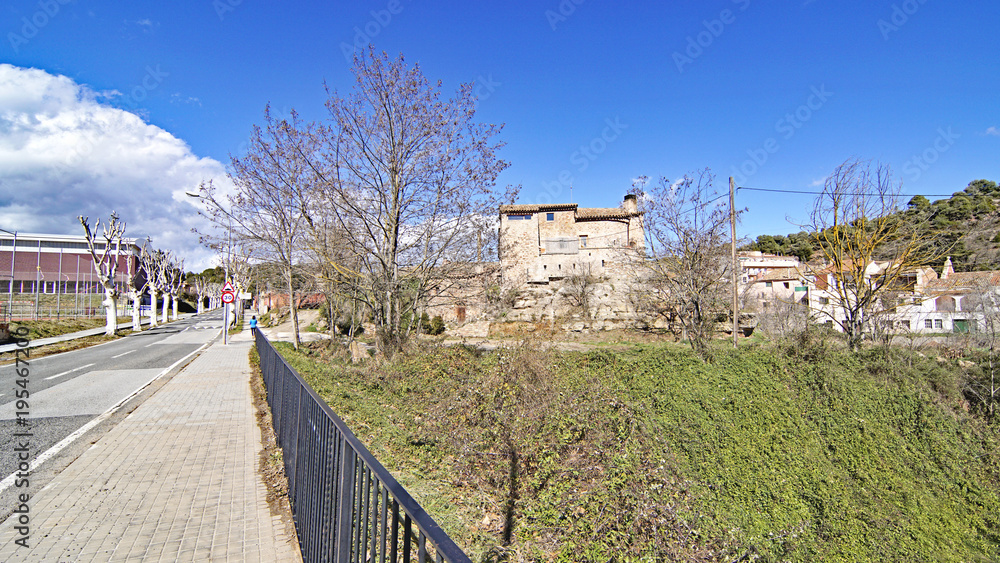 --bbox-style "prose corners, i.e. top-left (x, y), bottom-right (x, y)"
top-left (737, 186), bottom-right (966, 198)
